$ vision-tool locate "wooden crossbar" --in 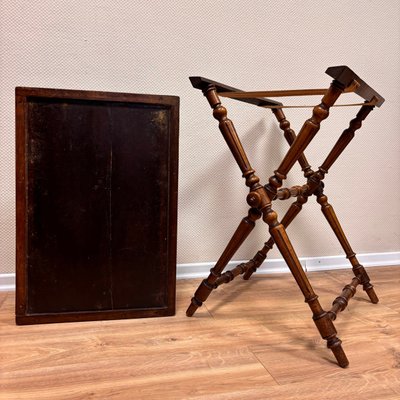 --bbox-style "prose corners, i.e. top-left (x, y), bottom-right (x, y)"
top-left (218, 83), bottom-right (359, 99)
